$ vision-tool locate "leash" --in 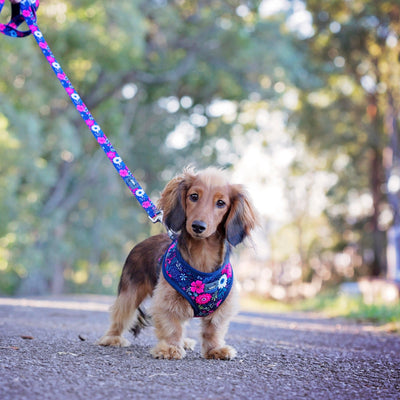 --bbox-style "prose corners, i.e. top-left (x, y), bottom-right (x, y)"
top-left (0, 0), bottom-right (163, 224)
